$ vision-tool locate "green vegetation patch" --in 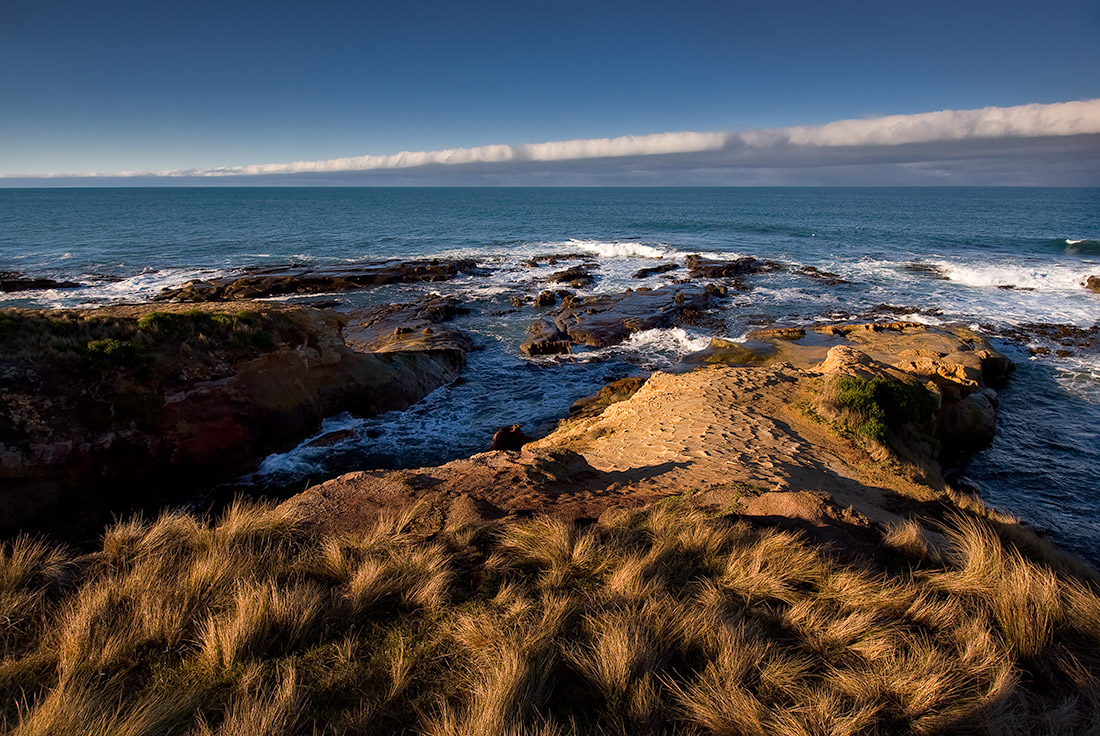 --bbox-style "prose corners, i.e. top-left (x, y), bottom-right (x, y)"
top-left (829, 374), bottom-right (938, 443)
